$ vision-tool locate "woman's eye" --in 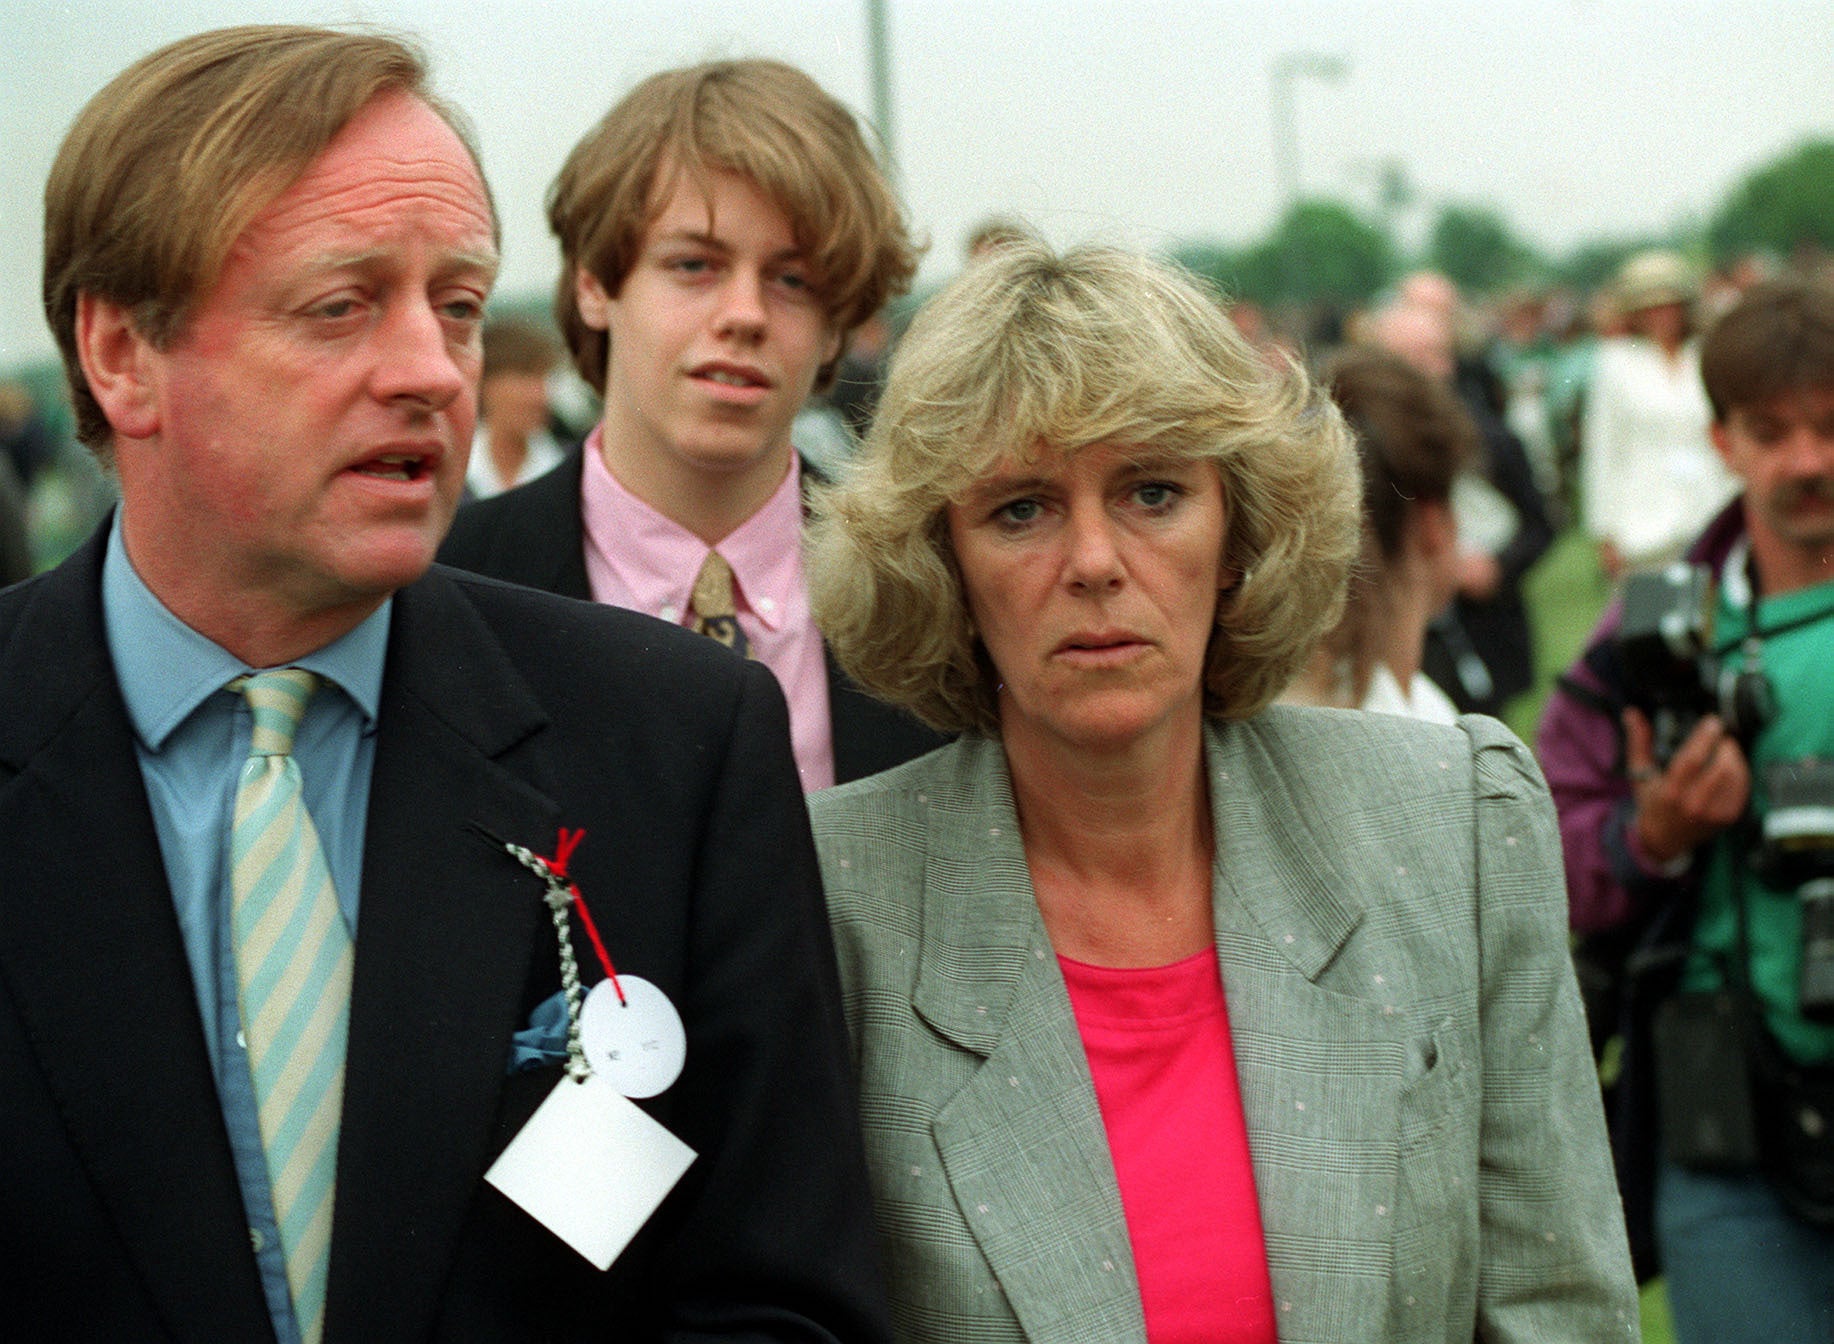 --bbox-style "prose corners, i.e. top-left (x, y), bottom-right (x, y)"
top-left (1134, 481), bottom-right (1181, 509)
top-left (995, 498), bottom-right (1042, 526)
